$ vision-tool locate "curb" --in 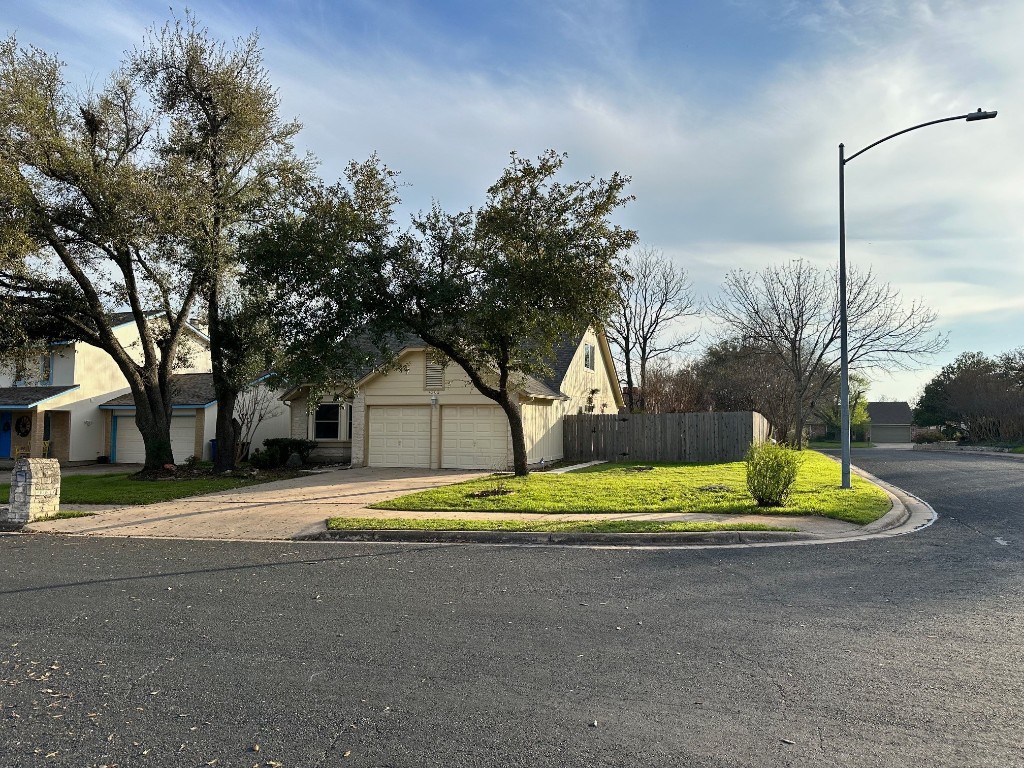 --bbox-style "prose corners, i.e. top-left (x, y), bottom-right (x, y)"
top-left (295, 528), bottom-right (816, 546)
